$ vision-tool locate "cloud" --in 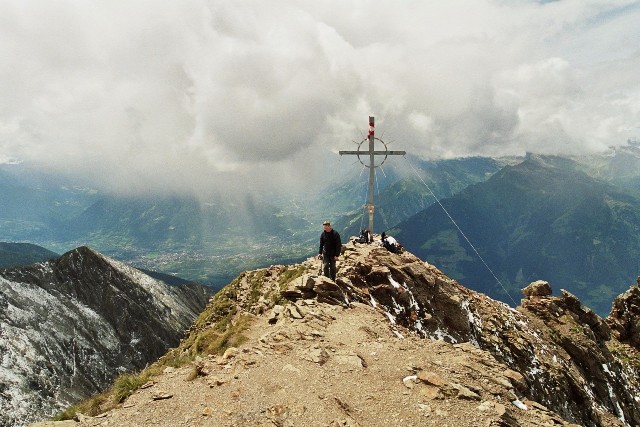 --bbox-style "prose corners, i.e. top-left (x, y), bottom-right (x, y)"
top-left (0, 0), bottom-right (639, 197)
